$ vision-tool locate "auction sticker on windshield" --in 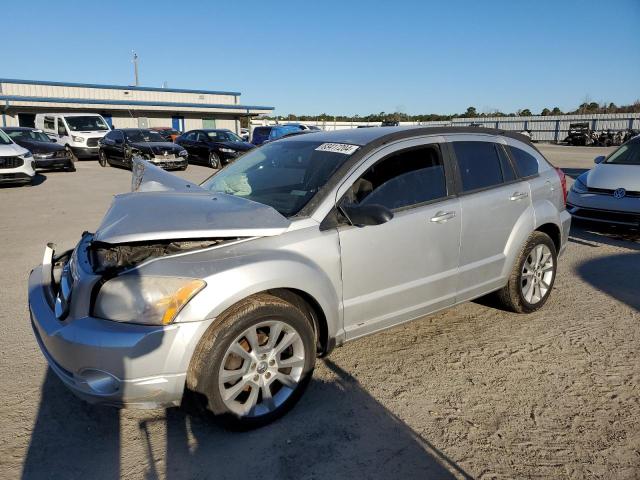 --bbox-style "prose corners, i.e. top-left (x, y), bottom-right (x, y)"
top-left (315, 143), bottom-right (360, 155)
